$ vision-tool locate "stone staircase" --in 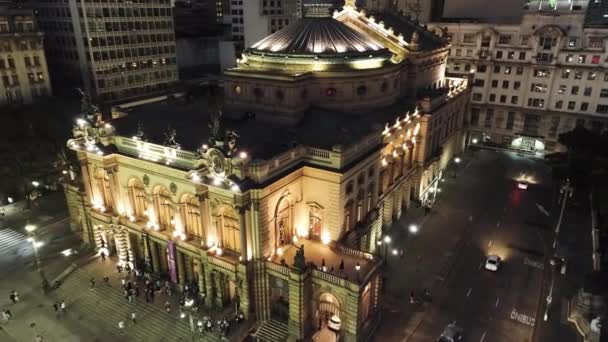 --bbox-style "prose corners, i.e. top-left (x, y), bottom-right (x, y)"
top-left (252, 320), bottom-right (289, 342)
top-left (52, 268), bottom-right (224, 342)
